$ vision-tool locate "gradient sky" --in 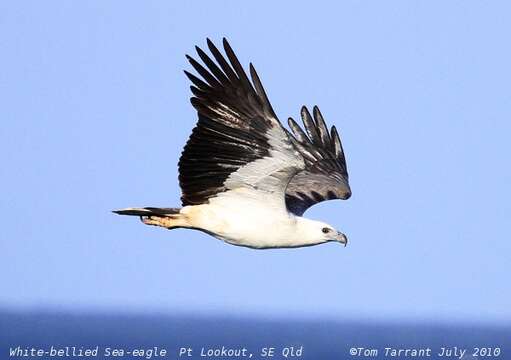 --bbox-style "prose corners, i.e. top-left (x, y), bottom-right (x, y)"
top-left (1, 1), bottom-right (510, 323)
